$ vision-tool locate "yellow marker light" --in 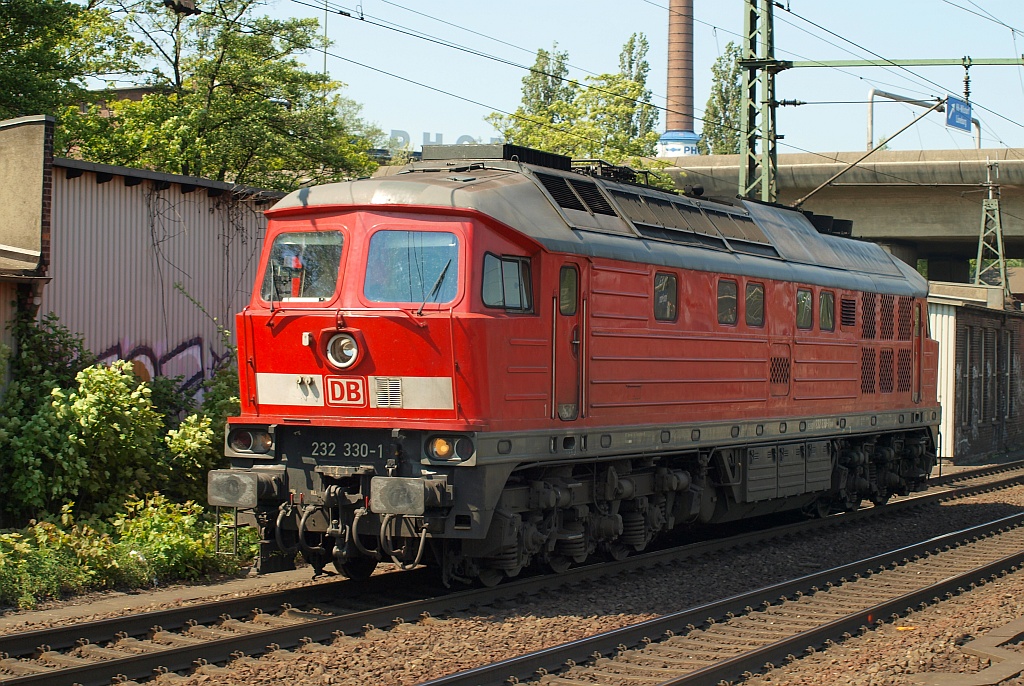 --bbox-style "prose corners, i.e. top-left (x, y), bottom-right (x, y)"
top-left (430, 437), bottom-right (454, 459)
